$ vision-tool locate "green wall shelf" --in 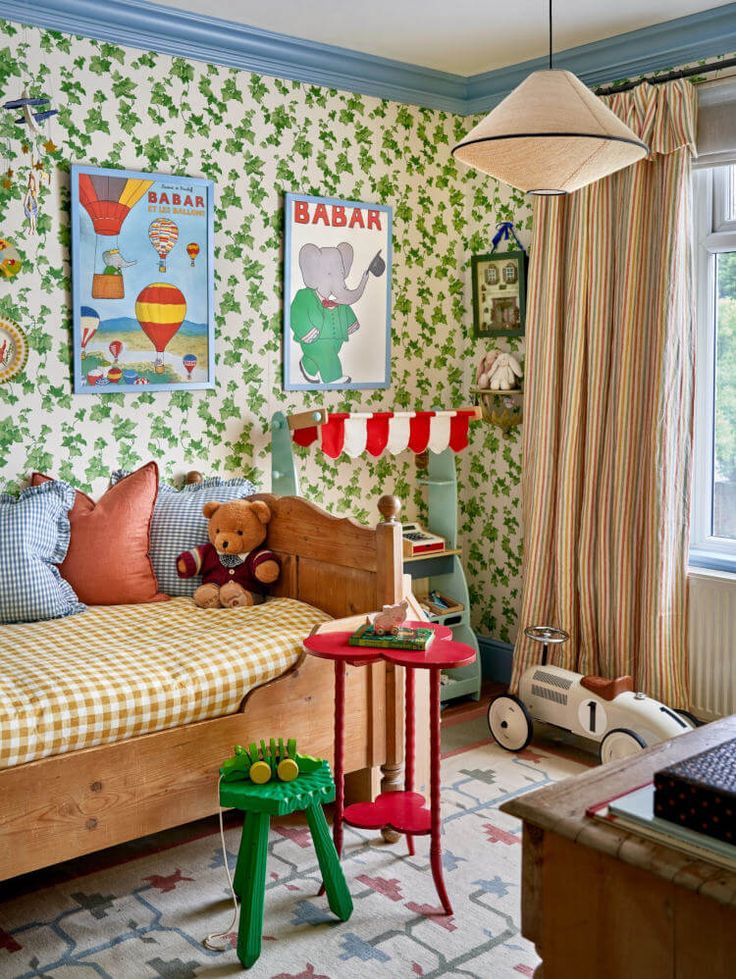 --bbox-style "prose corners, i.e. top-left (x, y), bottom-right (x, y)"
top-left (406, 448), bottom-right (481, 704)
